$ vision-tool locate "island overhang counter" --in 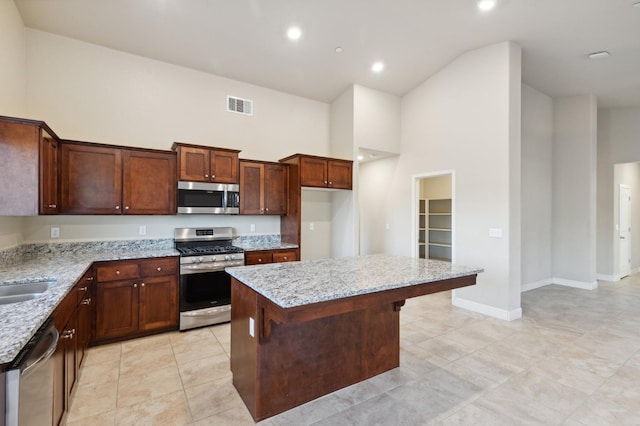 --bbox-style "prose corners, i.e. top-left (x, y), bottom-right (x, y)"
top-left (225, 254), bottom-right (483, 421)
